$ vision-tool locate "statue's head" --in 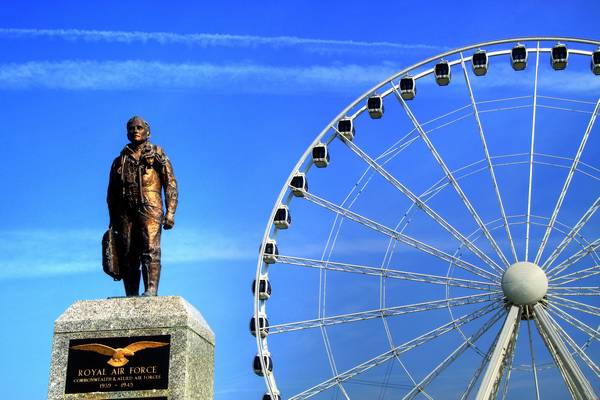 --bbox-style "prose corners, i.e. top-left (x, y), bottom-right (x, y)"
top-left (126, 115), bottom-right (150, 145)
